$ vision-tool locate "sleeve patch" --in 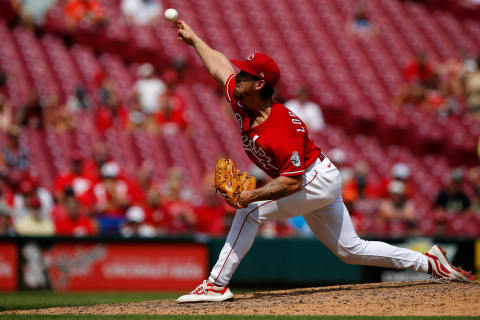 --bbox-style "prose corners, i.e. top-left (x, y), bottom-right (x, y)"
top-left (290, 151), bottom-right (301, 167)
